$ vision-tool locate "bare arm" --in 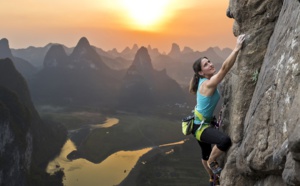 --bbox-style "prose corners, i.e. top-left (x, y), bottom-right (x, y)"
top-left (206, 34), bottom-right (246, 88)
